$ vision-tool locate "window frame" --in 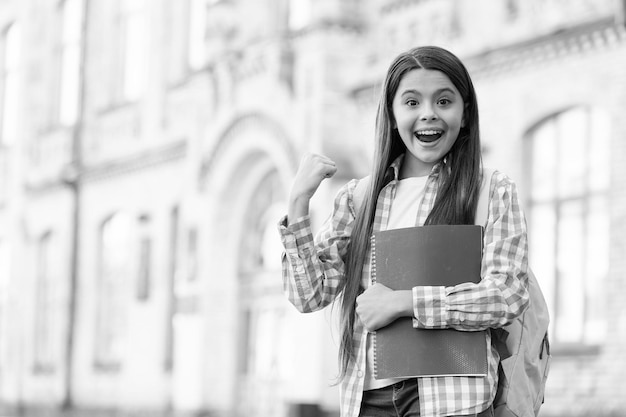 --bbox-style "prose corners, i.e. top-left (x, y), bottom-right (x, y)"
top-left (524, 106), bottom-right (610, 353)
top-left (1, 22), bottom-right (20, 147)
top-left (94, 212), bottom-right (132, 372)
top-left (33, 231), bottom-right (58, 374)
top-left (110, 0), bottom-right (148, 104)
top-left (57, 0), bottom-right (84, 127)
